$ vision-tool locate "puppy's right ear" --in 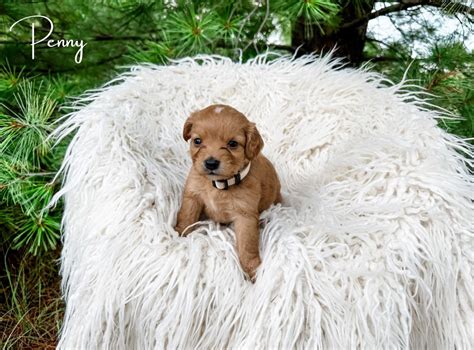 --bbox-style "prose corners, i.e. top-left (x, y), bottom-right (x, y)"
top-left (182, 116), bottom-right (193, 141)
